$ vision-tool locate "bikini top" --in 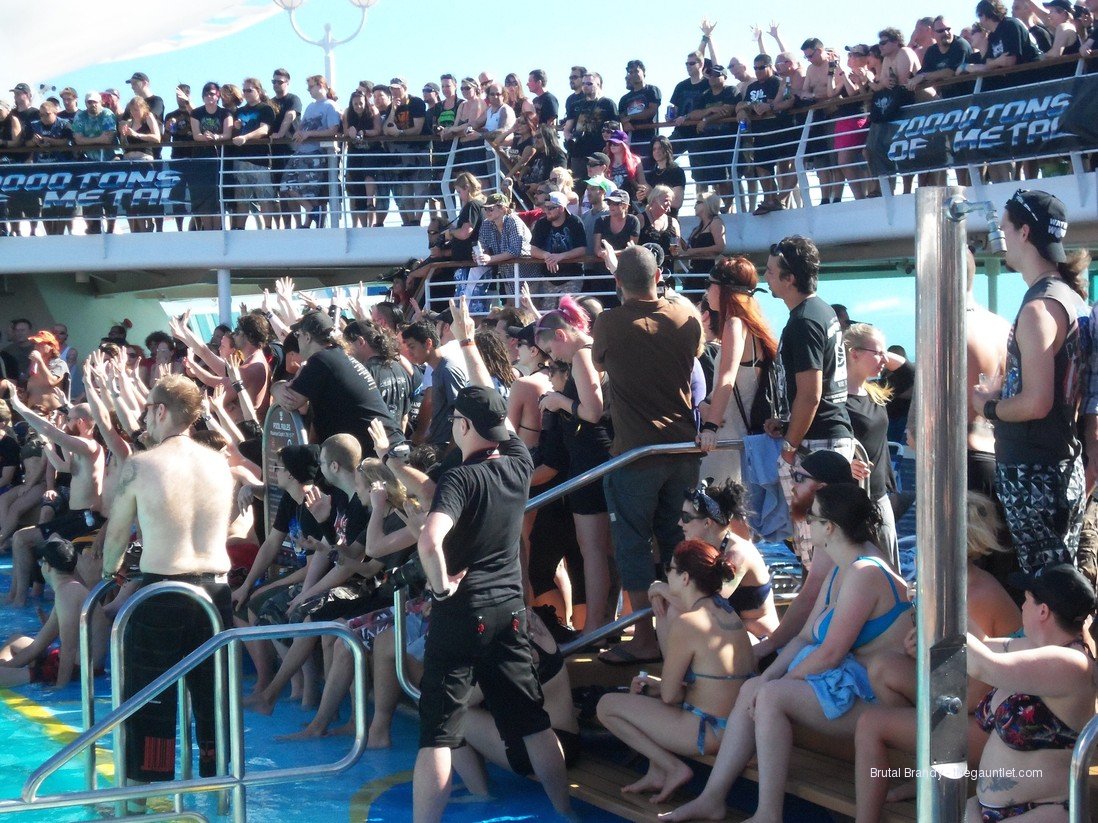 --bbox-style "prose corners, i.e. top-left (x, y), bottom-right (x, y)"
top-left (975, 689), bottom-right (1079, 751)
top-left (683, 596), bottom-right (754, 684)
top-left (726, 578), bottom-right (773, 614)
top-left (812, 556), bottom-right (912, 649)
